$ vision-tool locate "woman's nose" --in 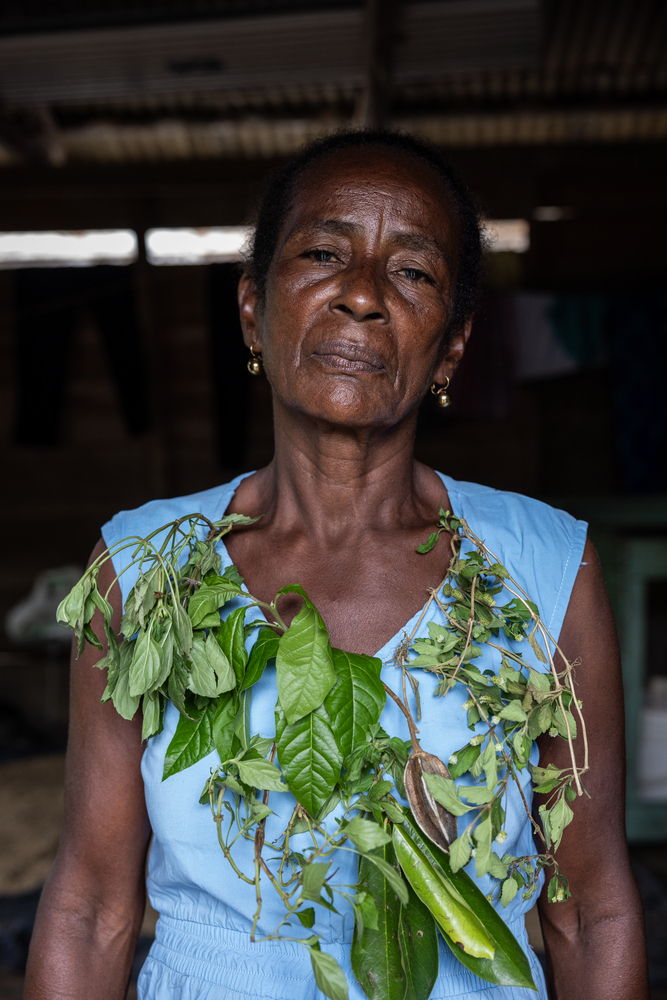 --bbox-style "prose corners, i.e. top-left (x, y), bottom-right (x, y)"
top-left (329, 260), bottom-right (388, 322)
